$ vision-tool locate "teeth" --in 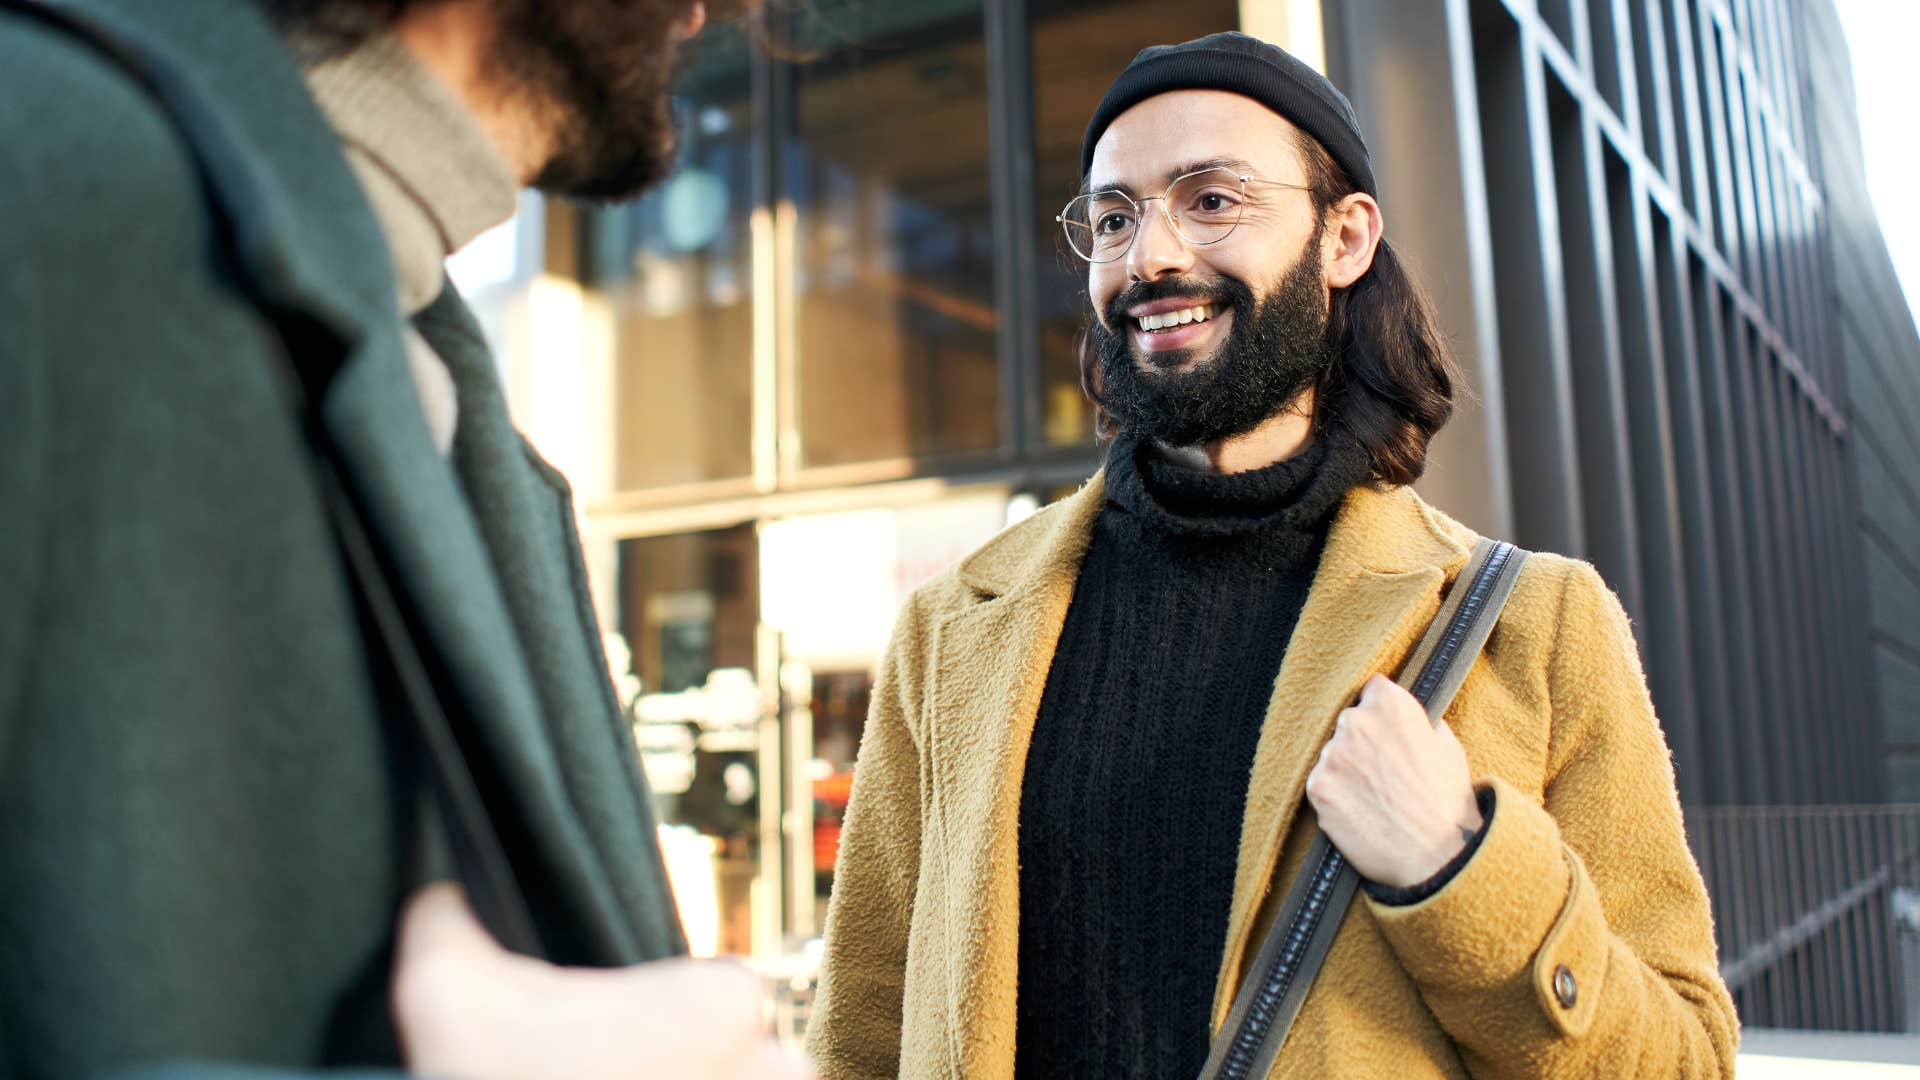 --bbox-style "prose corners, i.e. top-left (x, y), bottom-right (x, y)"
top-left (1136, 304), bottom-right (1218, 332)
